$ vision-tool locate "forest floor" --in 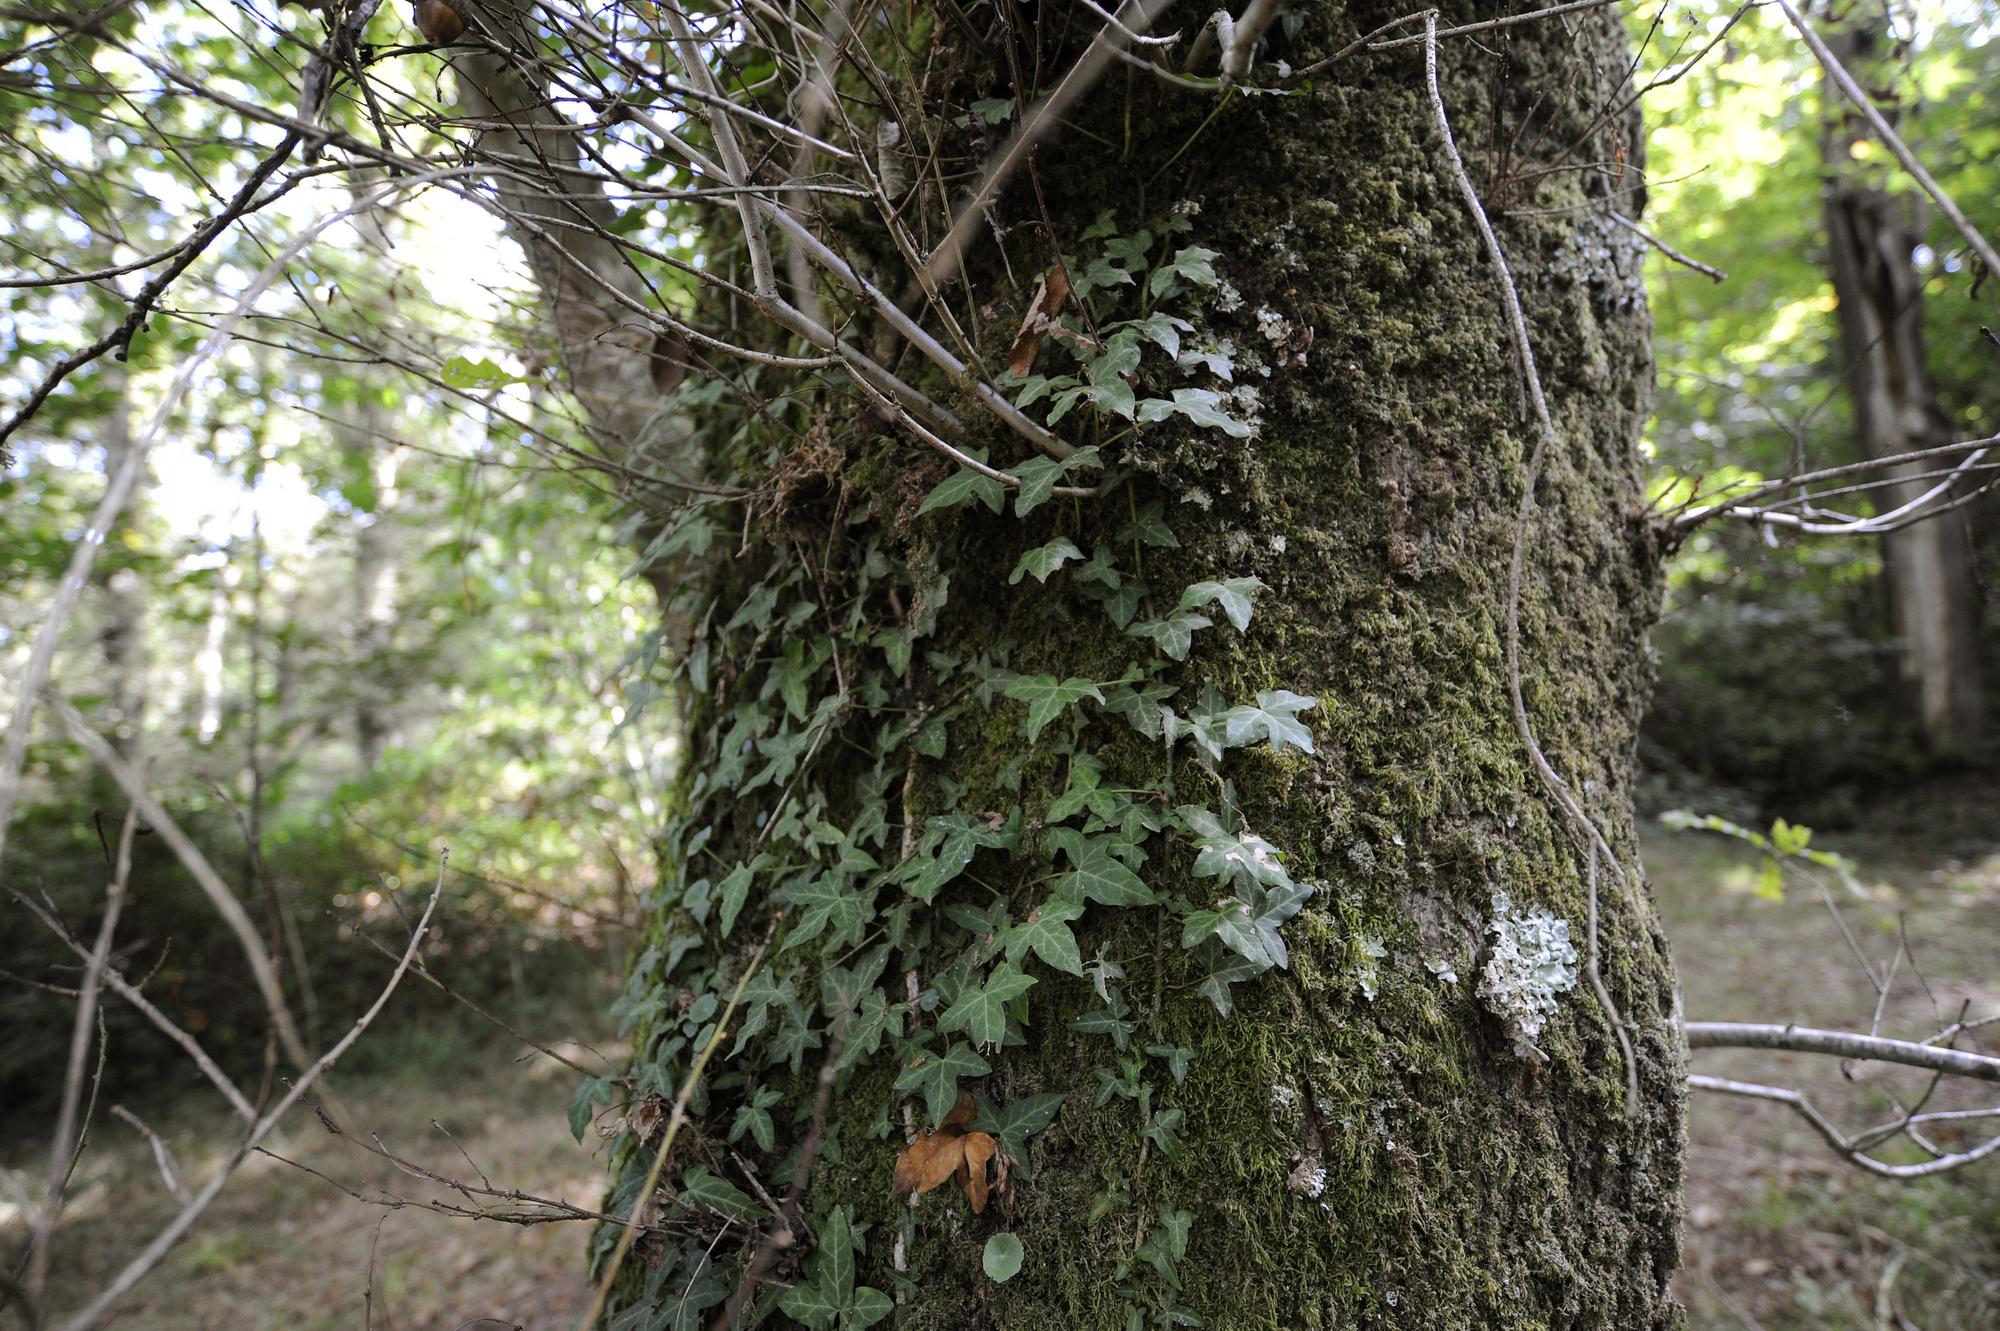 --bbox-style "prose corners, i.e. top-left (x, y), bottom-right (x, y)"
top-left (1656, 779), bottom-right (2000, 1330)
top-left (7, 803), bottom-right (1999, 1329)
